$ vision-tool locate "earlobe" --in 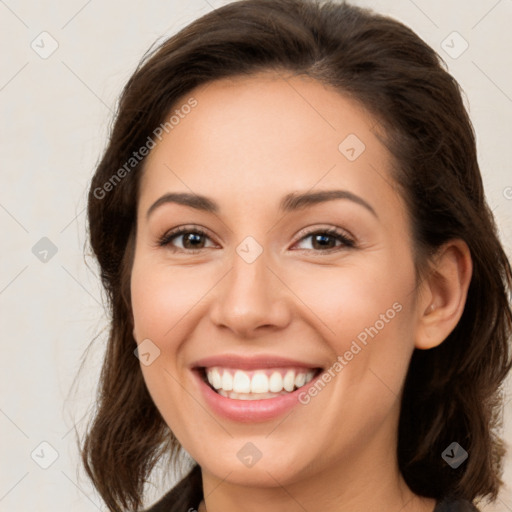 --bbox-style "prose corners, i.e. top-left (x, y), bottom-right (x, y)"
top-left (414, 239), bottom-right (472, 350)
